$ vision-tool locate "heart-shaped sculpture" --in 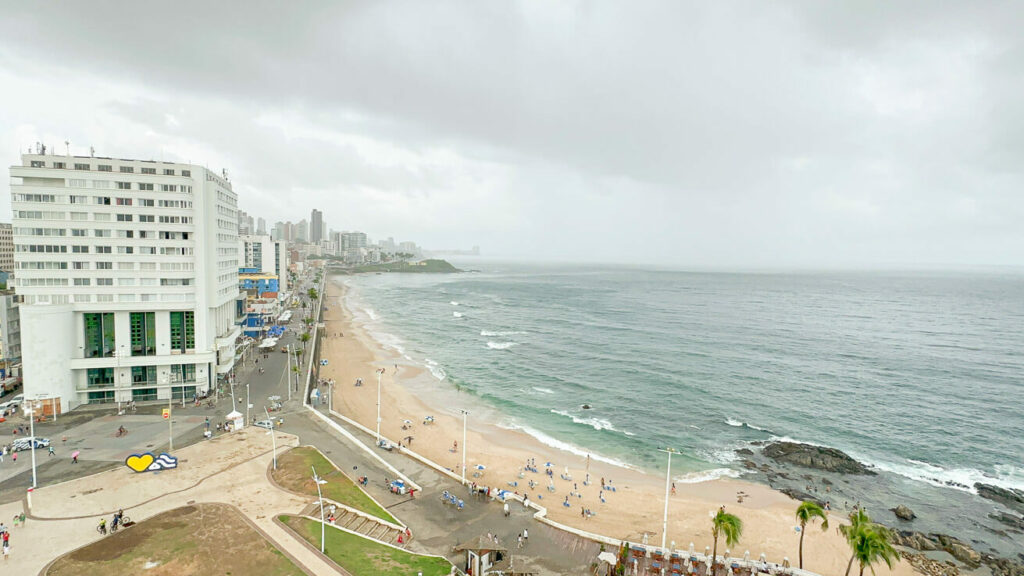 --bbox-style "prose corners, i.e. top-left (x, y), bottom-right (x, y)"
top-left (125, 453), bottom-right (155, 473)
